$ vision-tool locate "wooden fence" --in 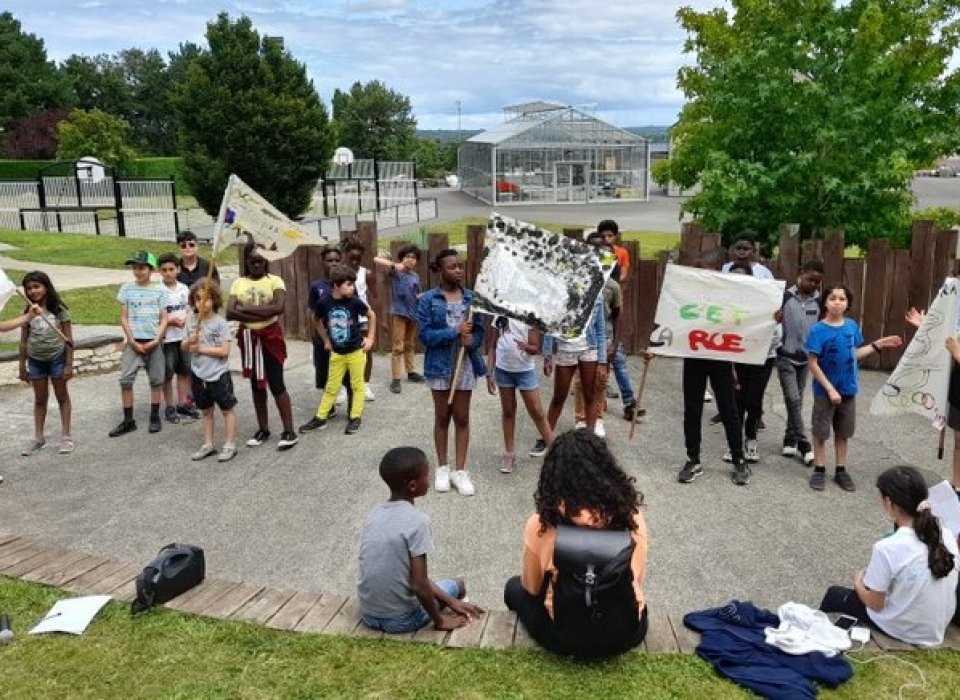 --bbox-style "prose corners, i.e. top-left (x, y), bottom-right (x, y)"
top-left (265, 220), bottom-right (957, 371)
